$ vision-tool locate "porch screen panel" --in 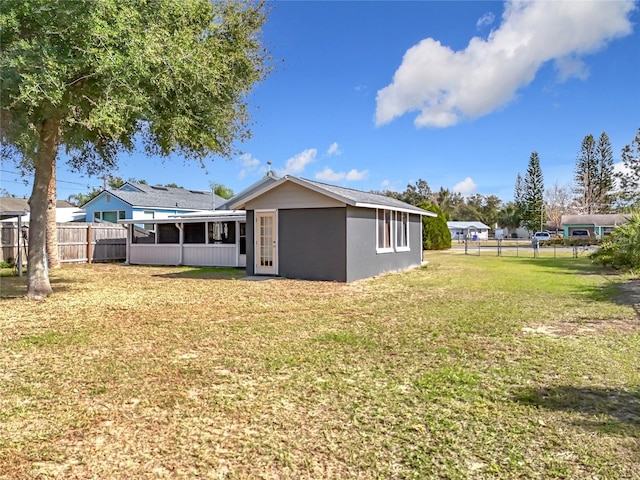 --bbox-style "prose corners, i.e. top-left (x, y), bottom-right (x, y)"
top-left (184, 223), bottom-right (206, 244)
